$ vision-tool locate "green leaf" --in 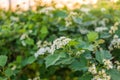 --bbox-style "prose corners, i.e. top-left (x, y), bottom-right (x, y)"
top-left (0, 55), bottom-right (7, 67)
top-left (95, 50), bottom-right (112, 64)
top-left (40, 26), bottom-right (48, 39)
top-left (0, 77), bottom-right (7, 80)
top-left (40, 26), bottom-right (48, 34)
top-left (79, 73), bottom-right (92, 80)
top-left (54, 10), bottom-right (67, 18)
top-left (107, 69), bottom-right (120, 80)
top-left (100, 32), bottom-right (111, 39)
top-left (72, 17), bottom-right (82, 24)
top-left (55, 57), bottom-right (73, 65)
top-left (16, 56), bottom-right (22, 64)
top-left (45, 53), bottom-right (66, 68)
top-left (27, 56), bottom-right (36, 64)
top-left (112, 49), bottom-right (120, 61)
top-left (25, 38), bottom-right (34, 45)
top-left (87, 32), bottom-right (98, 42)
top-left (69, 56), bottom-right (88, 71)
top-left (83, 44), bottom-right (94, 51)
top-left (5, 68), bottom-right (13, 77)
top-left (77, 40), bottom-right (94, 51)
top-left (21, 56), bottom-right (36, 66)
